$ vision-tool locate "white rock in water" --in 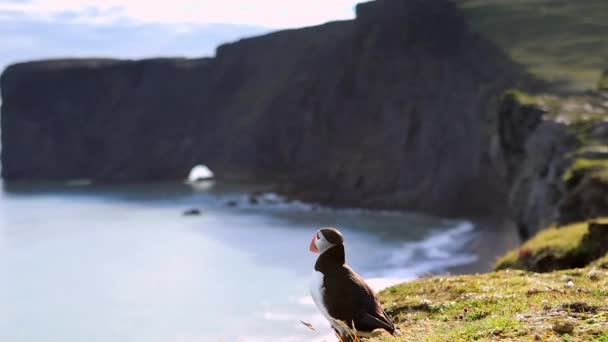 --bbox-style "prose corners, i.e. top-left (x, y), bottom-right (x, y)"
top-left (187, 165), bottom-right (214, 182)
